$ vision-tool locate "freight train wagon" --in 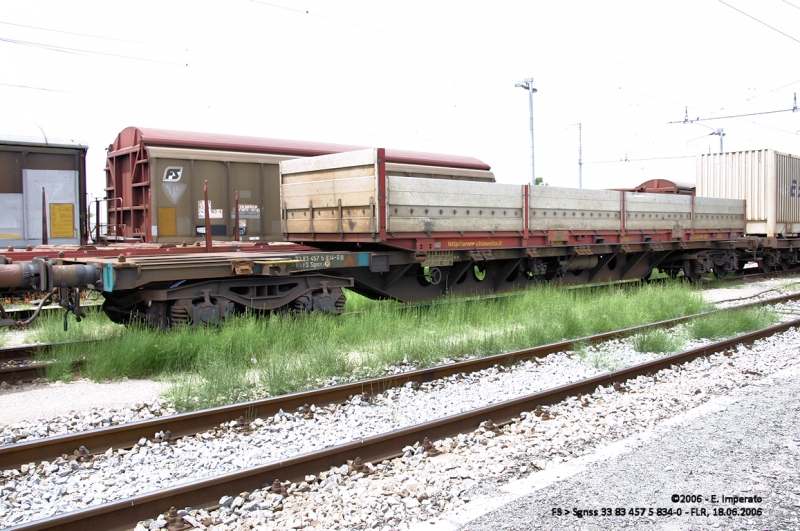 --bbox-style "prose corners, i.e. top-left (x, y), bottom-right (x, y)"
top-left (103, 127), bottom-right (495, 245)
top-left (0, 137), bottom-right (88, 249)
top-left (697, 149), bottom-right (800, 271)
top-left (0, 148), bottom-right (748, 328)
